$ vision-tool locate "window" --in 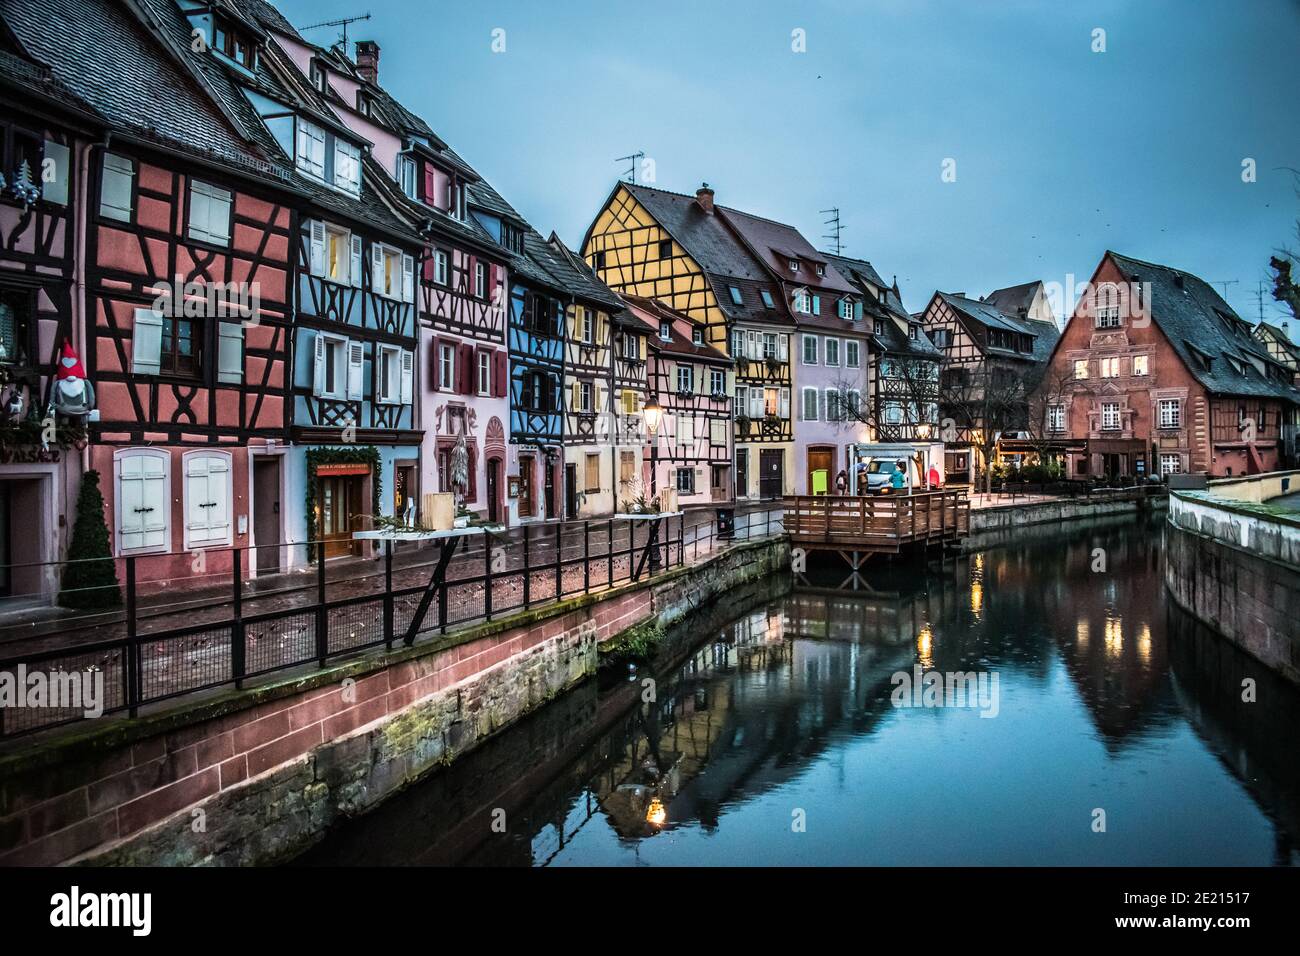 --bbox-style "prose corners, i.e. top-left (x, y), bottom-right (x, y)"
top-left (731, 330), bottom-right (745, 357)
top-left (802, 334), bottom-right (818, 365)
top-left (838, 298), bottom-right (854, 320)
top-left (824, 338), bottom-right (840, 367)
top-left (1158, 398), bottom-right (1181, 429)
top-left (433, 249), bottom-right (449, 285)
top-left (622, 334), bottom-right (641, 360)
top-left (1074, 359), bottom-right (1089, 380)
top-left (930, 328), bottom-right (950, 349)
top-left (735, 385), bottom-right (748, 415)
top-left (397, 153), bottom-right (418, 199)
top-left (313, 332), bottom-right (361, 400)
top-left (908, 325), bottom-right (918, 340)
top-left (710, 369), bottom-right (726, 396)
top-left (477, 351), bottom-right (491, 395)
top-left (729, 286), bottom-right (743, 306)
top-left (211, 17), bottom-right (257, 69)
top-left (1101, 402), bottom-right (1121, 431)
top-left (1160, 454), bottom-right (1181, 476)
top-left (0, 289), bottom-right (34, 367)
top-left (619, 451), bottom-right (636, 486)
top-left (676, 468), bottom-right (695, 494)
top-left (183, 452), bottom-right (233, 549)
top-left (789, 259), bottom-right (800, 273)
top-left (692, 326), bottom-right (704, 346)
top-left (676, 416), bottom-right (693, 447)
top-left (710, 418), bottom-right (727, 446)
top-left (1133, 354), bottom-right (1149, 376)
top-left (1094, 285), bottom-right (1121, 328)
top-left (658, 239), bottom-right (672, 259)
top-left (802, 387), bottom-right (819, 421)
top-left (475, 261), bottom-right (488, 299)
top-left (579, 306), bottom-right (593, 344)
top-left (847, 389), bottom-right (862, 417)
top-left (322, 223), bottom-right (355, 284)
top-left (296, 119), bottom-right (362, 196)
top-left (621, 389), bottom-right (638, 415)
top-left (334, 140), bottom-right (361, 194)
top-left (187, 180), bottom-right (231, 246)
top-left (825, 389), bottom-right (843, 422)
top-left (575, 380), bottom-right (593, 412)
top-left (592, 250), bottom-right (606, 271)
top-left (115, 449), bottom-right (169, 554)
top-left (373, 243), bottom-right (414, 301)
top-left (677, 365), bottom-right (694, 394)
top-left (439, 344), bottom-right (455, 392)
top-left (845, 340), bottom-right (860, 368)
top-left (310, 62), bottom-right (326, 92)
top-left (816, 263), bottom-right (826, 276)
top-left (659, 320), bottom-right (672, 341)
top-left (376, 344), bottom-right (413, 405)
top-left (161, 313), bottom-right (201, 378)
top-left (883, 401), bottom-right (903, 425)
top-left (585, 454), bottom-right (600, 492)
top-left (760, 289), bottom-right (775, 309)
top-left (1048, 404), bottom-right (1065, 432)
top-left (763, 333), bottom-right (778, 360)
top-left (1099, 356), bottom-right (1120, 378)
top-left (99, 152), bottom-right (134, 222)
top-left (793, 290), bottom-right (811, 314)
